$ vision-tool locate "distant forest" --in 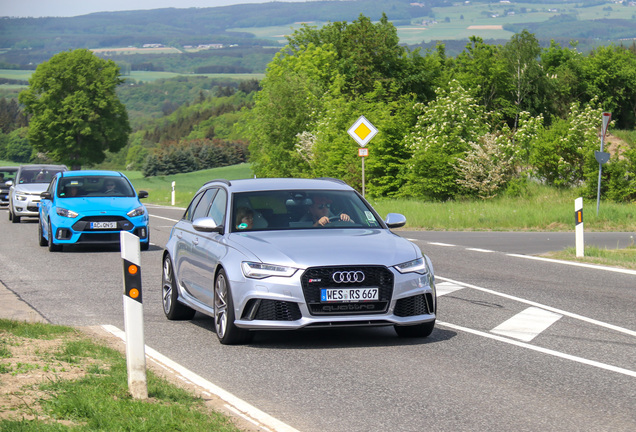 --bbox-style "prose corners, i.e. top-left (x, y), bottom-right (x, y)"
top-left (1, 0), bottom-right (634, 74)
